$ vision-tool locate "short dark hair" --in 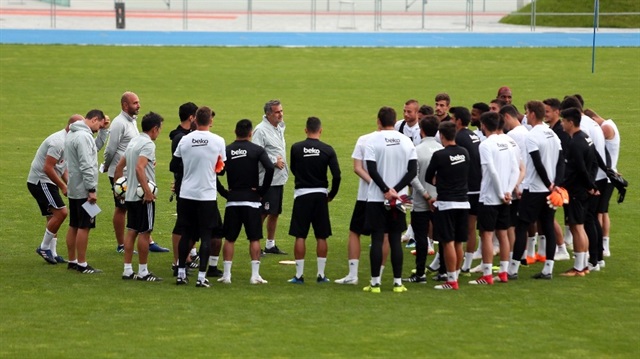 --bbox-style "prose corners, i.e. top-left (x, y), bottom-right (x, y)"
top-left (377, 106), bottom-right (396, 127)
top-left (499, 104), bottom-right (519, 119)
top-left (435, 93), bottom-right (450, 105)
top-left (419, 115), bottom-right (439, 137)
top-left (195, 106), bottom-right (214, 126)
top-left (490, 98), bottom-right (506, 109)
top-left (526, 100), bottom-right (545, 121)
top-left (419, 105), bottom-right (434, 116)
top-left (450, 106), bottom-right (471, 126)
top-left (560, 96), bottom-right (583, 112)
top-left (472, 102), bottom-right (490, 113)
top-left (306, 116), bottom-right (322, 133)
top-left (179, 102), bottom-right (198, 122)
top-left (141, 112), bottom-right (164, 132)
top-left (543, 98), bottom-right (561, 110)
top-left (438, 121), bottom-right (456, 141)
top-left (235, 119), bottom-right (253, 138)
top-left (85, 109), bottom-right (105, 120)
top-left (572, 94), bottom-right (585, 107)
top-left (480, 111), bottom-right (500, 132)
top-left (561, 107), bottom-right (582, 126)
top-left (264, 99), bottom-right (281, 115)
